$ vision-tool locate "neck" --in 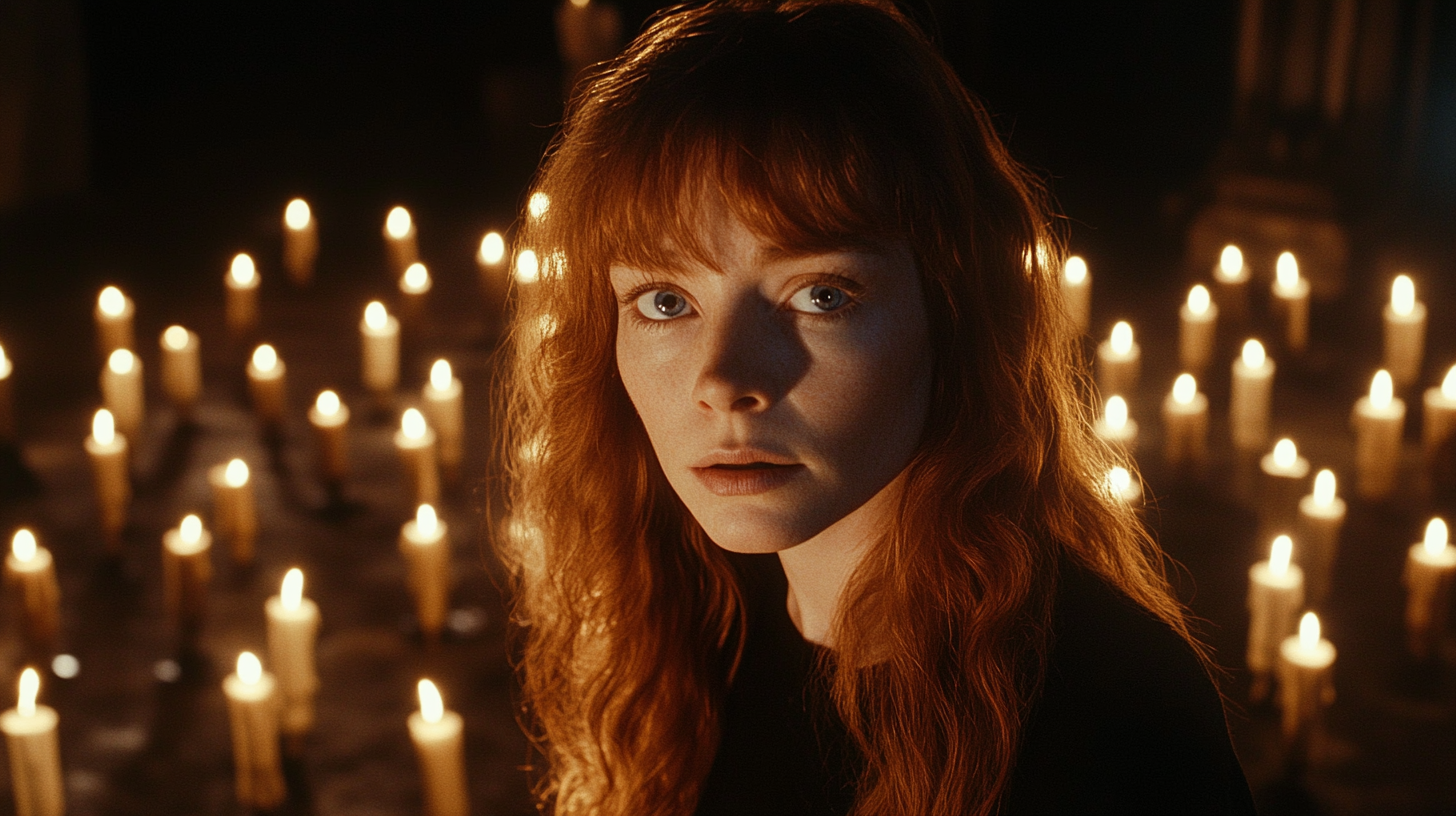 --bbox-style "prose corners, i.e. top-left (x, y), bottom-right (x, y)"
top-left (778, 473), bottom-right (905, 647)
